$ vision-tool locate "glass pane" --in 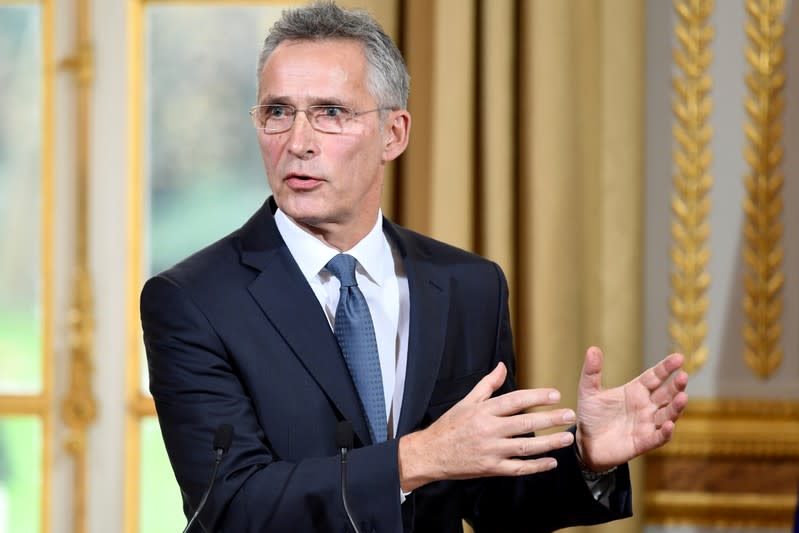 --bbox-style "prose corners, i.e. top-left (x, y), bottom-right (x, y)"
top-left (0, 5), bottom-right (43, 393)
top-left (145, 4), bottom-right (289, 275)
top-left (141, 4), bottom-right (290, 393)
top-left (140, 417), bottom-right (183, 532)
top-left (0, 417), bottom-right (42, 533)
